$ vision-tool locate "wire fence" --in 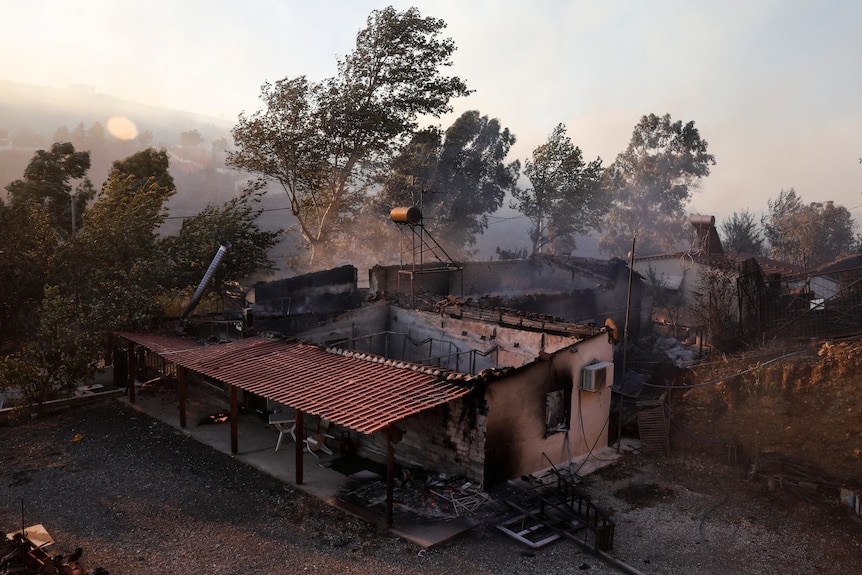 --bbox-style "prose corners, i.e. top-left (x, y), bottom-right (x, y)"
top-left (744, 265), bottom-right (862, 340)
